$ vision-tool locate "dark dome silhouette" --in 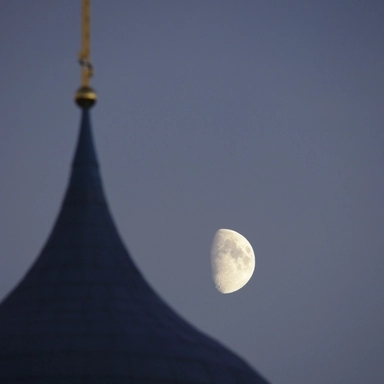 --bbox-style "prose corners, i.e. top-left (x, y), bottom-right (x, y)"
top-left (0, 109), bottom-right (270, 383)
